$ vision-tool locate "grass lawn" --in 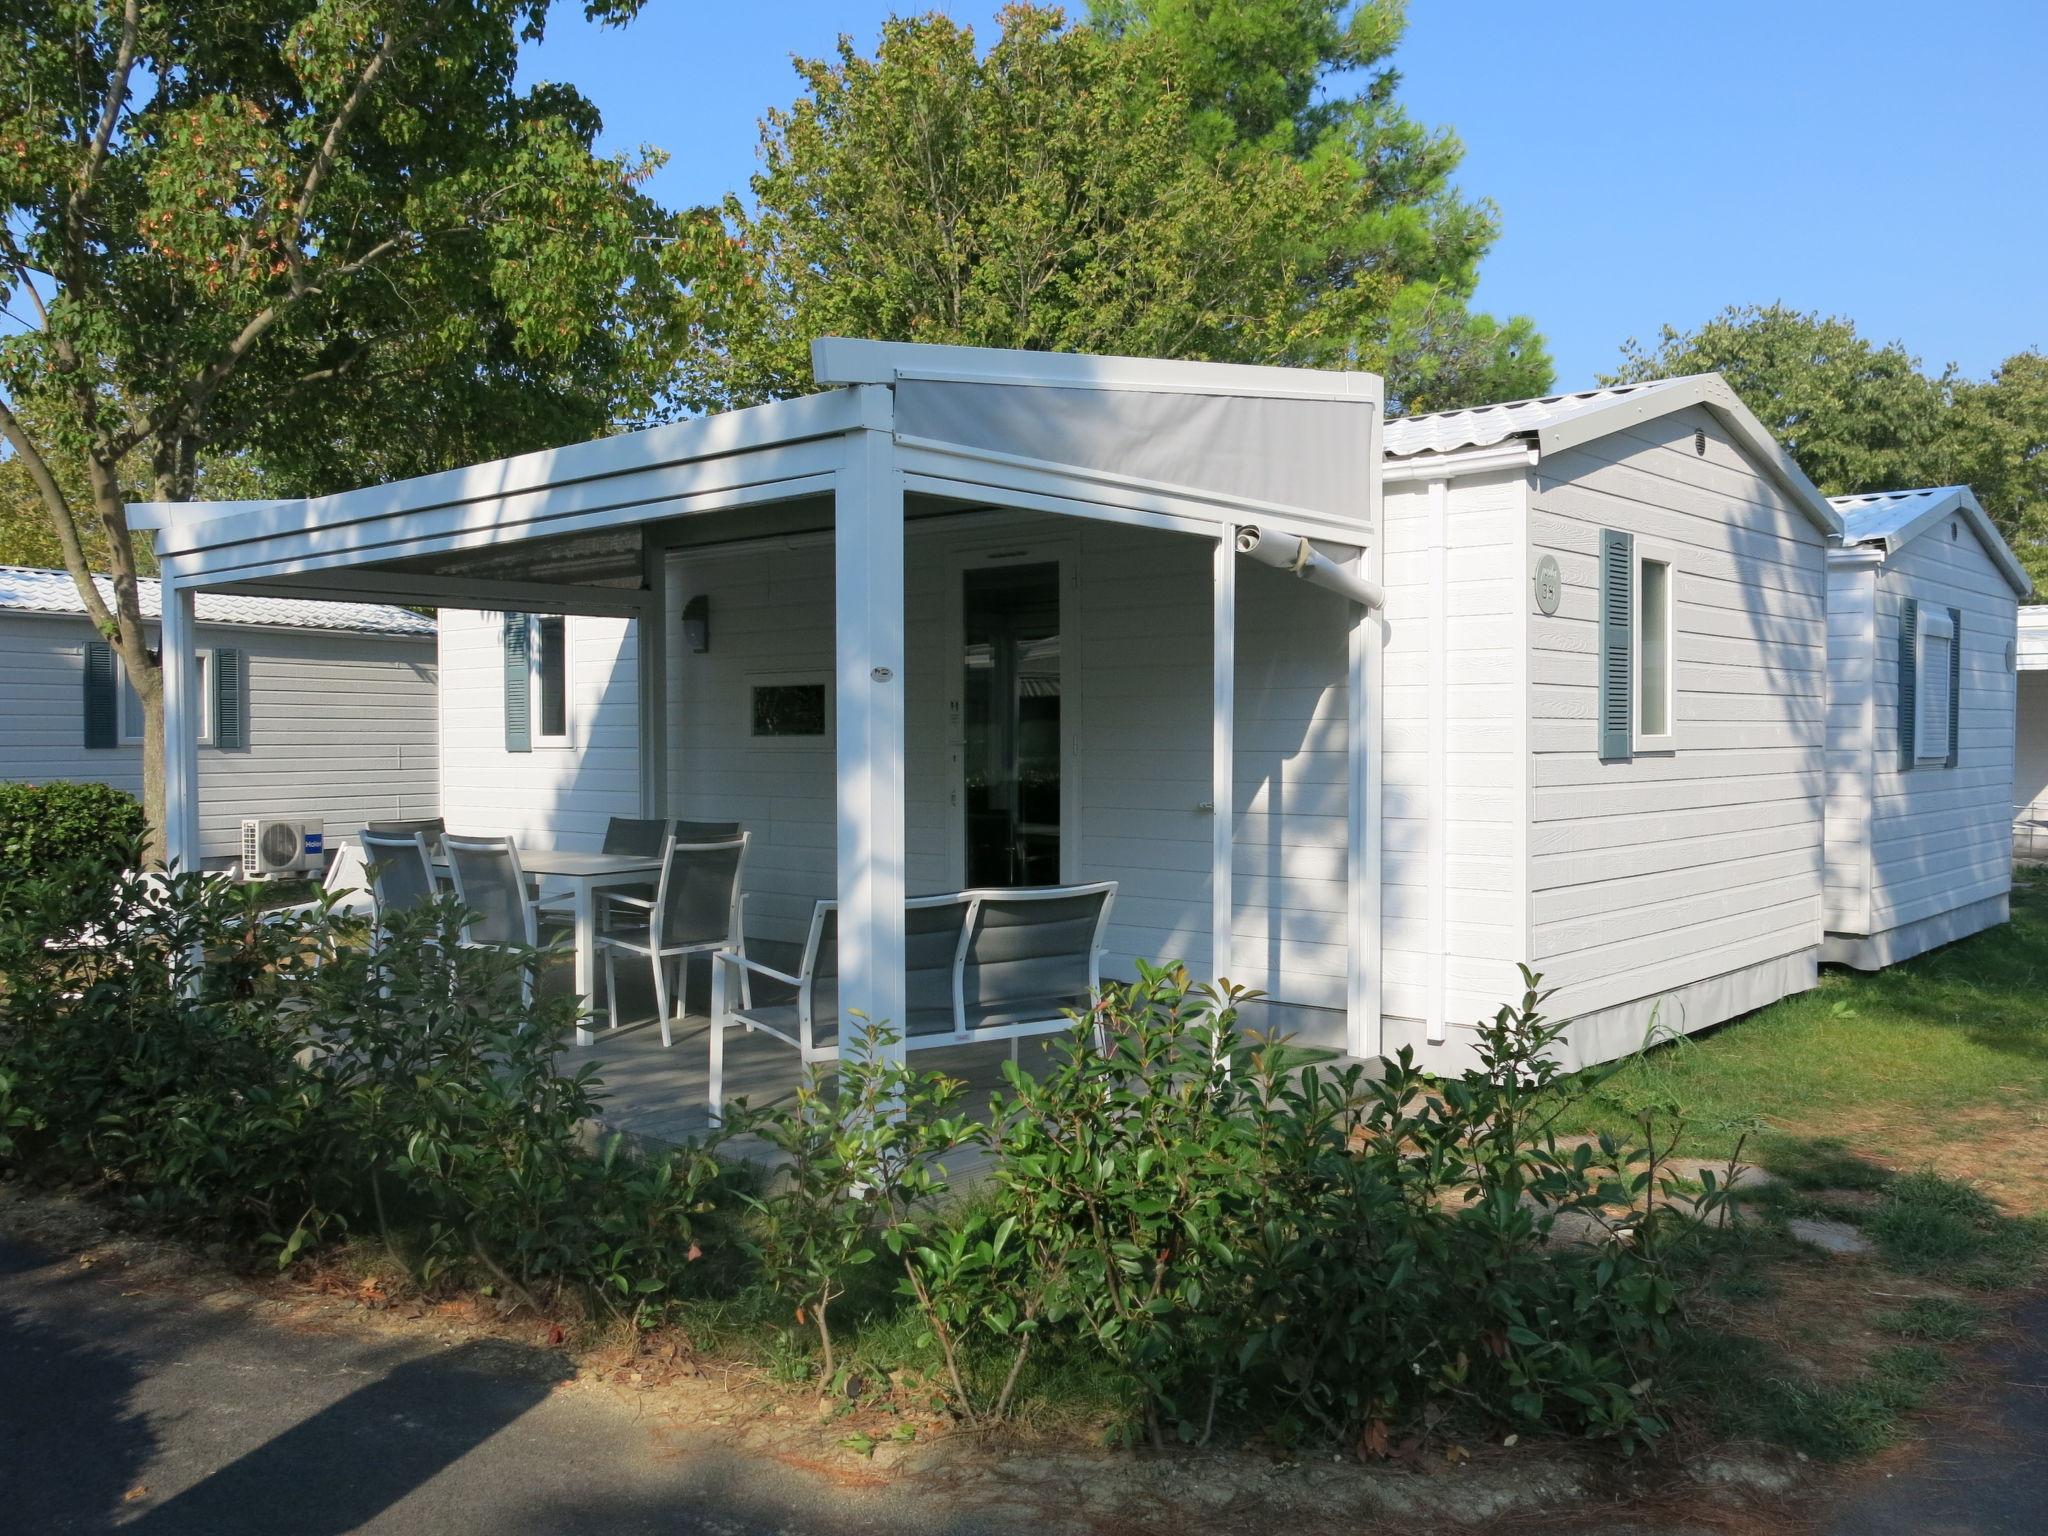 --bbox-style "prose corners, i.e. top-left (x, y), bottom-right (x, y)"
top-left (1550, 875), bottom-right (2048, 1212)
